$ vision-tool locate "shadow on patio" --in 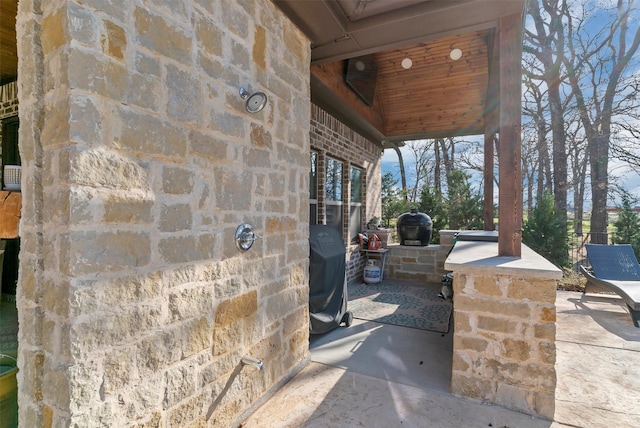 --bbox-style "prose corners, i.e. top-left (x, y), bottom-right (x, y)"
top-left (242, 288), bottom-right (640, 427)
